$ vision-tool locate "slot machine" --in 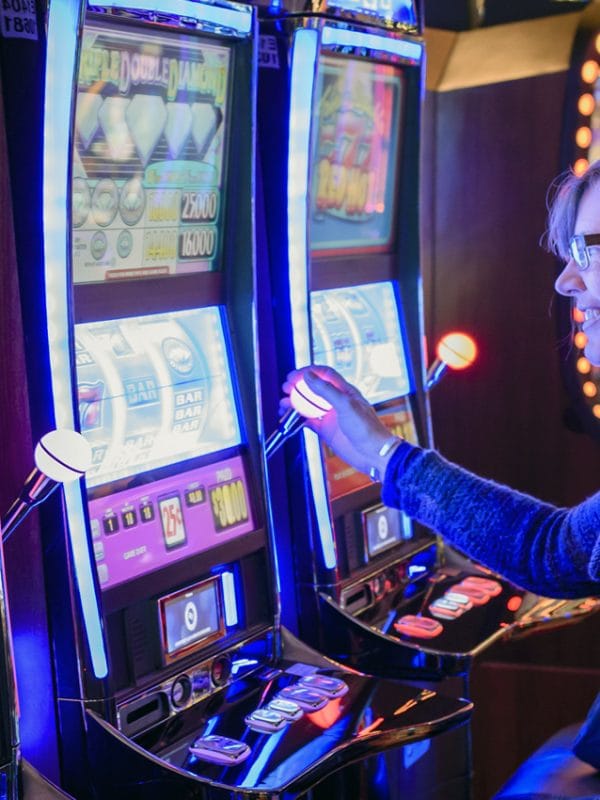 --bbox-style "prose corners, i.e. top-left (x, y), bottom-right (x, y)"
top-left (255, 0), bottom-right (600, 755)
top-left (5, 0), bottom-right (475, 795)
